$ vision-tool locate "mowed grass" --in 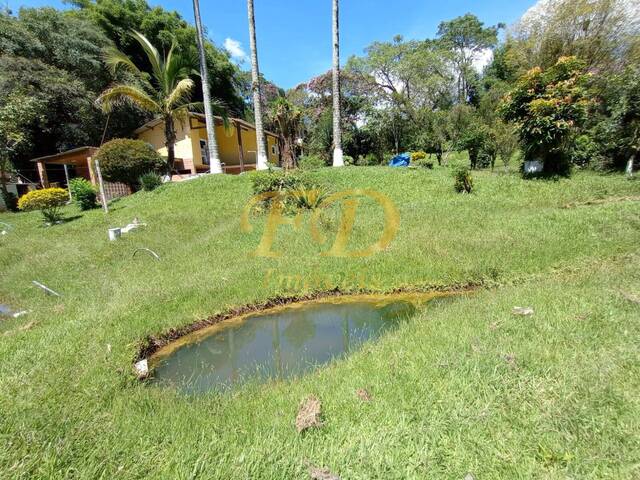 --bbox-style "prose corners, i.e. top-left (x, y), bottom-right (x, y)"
top-left (0, 166), bottom-right (639, 479)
